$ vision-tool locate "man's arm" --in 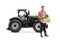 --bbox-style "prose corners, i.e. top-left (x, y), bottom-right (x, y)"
top-left (38, 12), bottom-right (43, 20)
top-left (38, 16), bottom-right (41, 19)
